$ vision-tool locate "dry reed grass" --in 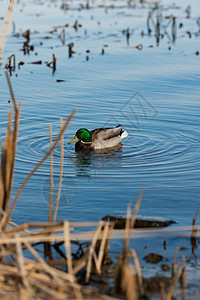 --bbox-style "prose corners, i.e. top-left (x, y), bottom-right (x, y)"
top-left (0, 0), bottom-right (16, 65)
